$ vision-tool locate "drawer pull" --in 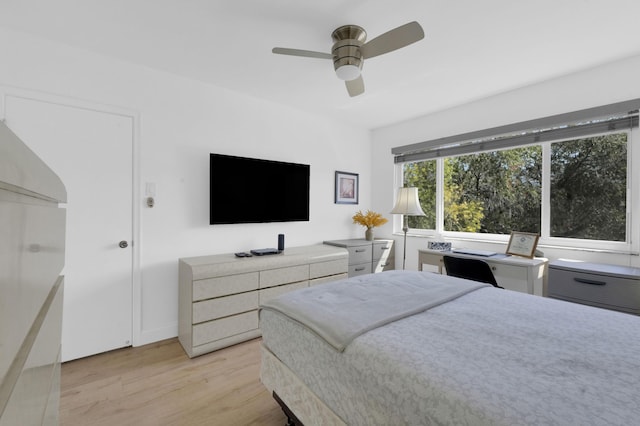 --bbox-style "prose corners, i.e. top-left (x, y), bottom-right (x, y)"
top-left (355, 249), bottom-right (366, 253)
top-left (355, 267), bottom-right (366, 271)
top-left (574, 277), bottom-right (606, 286)
top-left (380, 247), bottom-right (389, 250)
